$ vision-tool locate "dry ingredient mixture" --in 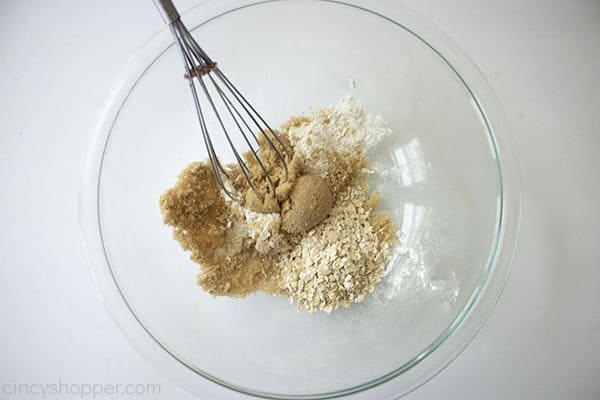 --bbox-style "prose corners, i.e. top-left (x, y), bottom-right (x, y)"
top-left (160, 96), bottom-right (398, 312)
